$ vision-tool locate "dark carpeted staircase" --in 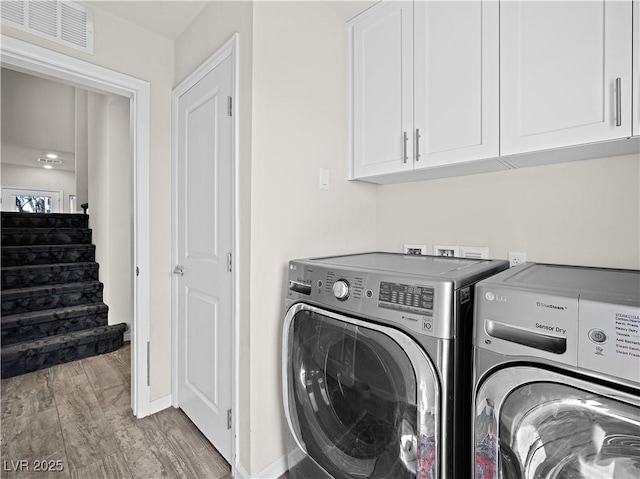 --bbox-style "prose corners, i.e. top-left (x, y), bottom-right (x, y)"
top-left (1, 212), bottom-right (127, 379)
